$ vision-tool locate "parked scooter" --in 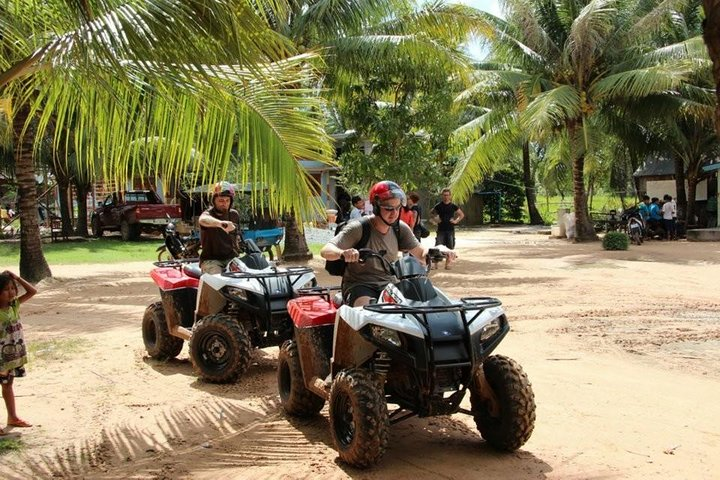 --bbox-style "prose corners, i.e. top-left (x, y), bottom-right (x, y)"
top-left (620, 207), bottom-right (644, 245)
top-left (156, 215), bottom-right (201, 261)
top-left (278, 249), bottom-right (536, 468)
top-left (143, 239), bottom-right (316, 383)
